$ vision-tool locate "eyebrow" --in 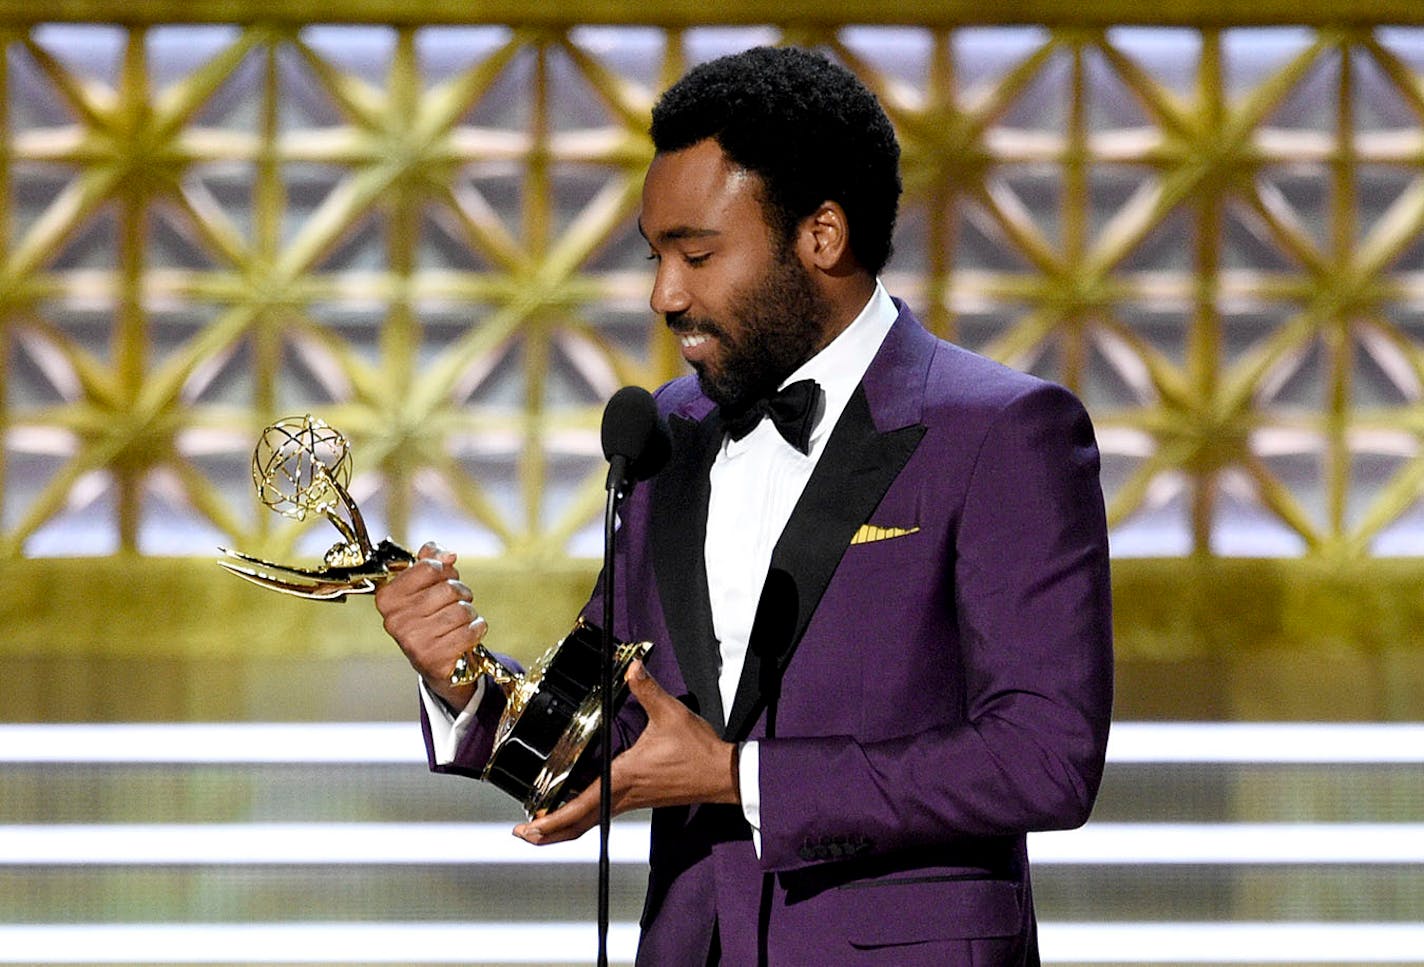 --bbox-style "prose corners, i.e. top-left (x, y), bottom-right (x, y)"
top-left (637, 220), bottom-right (722, 245)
